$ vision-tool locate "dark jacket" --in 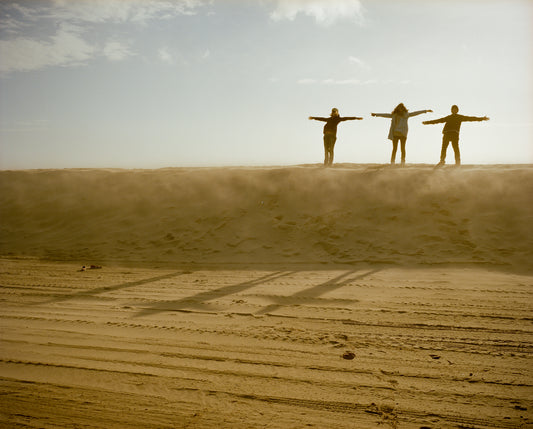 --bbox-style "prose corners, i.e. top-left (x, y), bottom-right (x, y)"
top-left (424, 113), bottom-right (486, 135)
top-left (310, 116), bottom-right (359, 136)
